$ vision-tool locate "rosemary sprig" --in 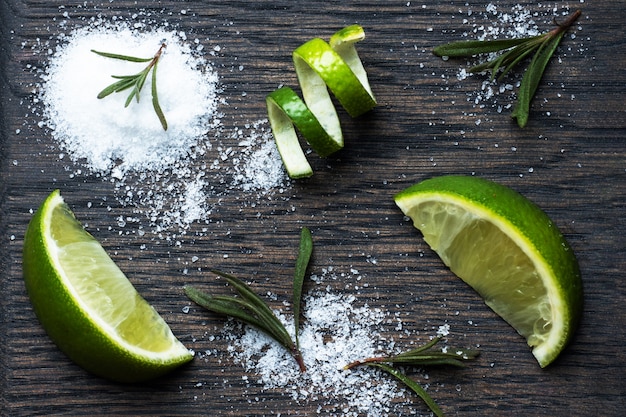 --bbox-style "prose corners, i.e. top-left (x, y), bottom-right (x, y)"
top-left (433, 9), bottom-right (581, 128)
top-left (92, 43), bottom-right (168, 130)
top-left (372, 363), bottom-right (445, 417)
top-left (343, 336), bottom-right (479, 369)
top-left (344, 337), bottom-right (479, 416)
top-left (184, 227), bottom-right (313, 373)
